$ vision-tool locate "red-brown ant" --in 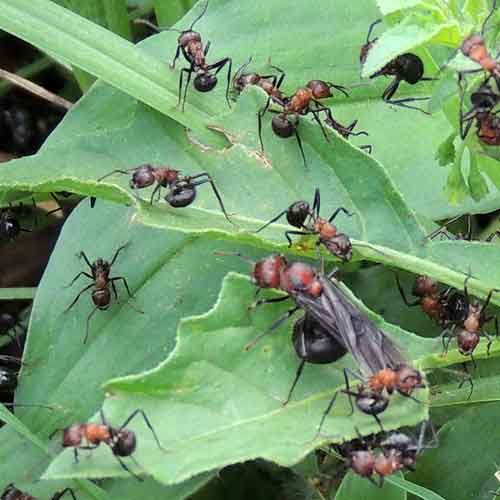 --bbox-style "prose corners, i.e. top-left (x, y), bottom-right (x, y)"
top-left (441, 276), bottom-right (498, 360)
top-left (50, 409), bottom-right (165, 481)
top-left (98, 163), bottom-right (233, 224)
top-left (360, 19), bottom-right (435, 114)
top-left (258, 78), bottom-right (349, 167)
top-left (283, 313), bottom-right (347, 405)
top-left (458, 0), bottom-right (499, 87)
top-left (136, 1), bottom-right (232, 111)
top-left (1, 485), bottom-right (76, 500)
top-left (254, 188), bottom-right (354, 261)
top-left (232, 57), bottom-right (286, 101)
top-left (65, 244), bottom-right (142, 343)
top-left (318, 365), bottom-right (424, 433)
top-left (458, 75), bottom-right (500, 145)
